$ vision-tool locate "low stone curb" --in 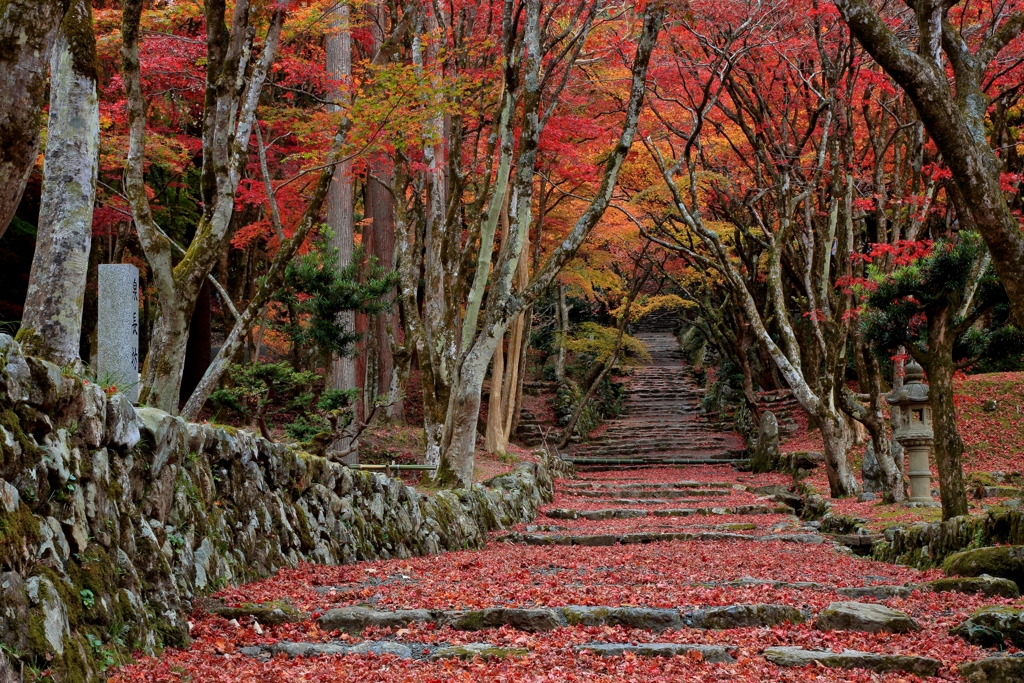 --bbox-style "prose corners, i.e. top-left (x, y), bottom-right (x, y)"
top-left (240, 640), bottom-right (528, 661)
top-left (544, 505), bottom-right (794, 521)
top-left (763, 646), bottom-right (940, 676)
top-left (572, 489), bottom-right (731, 499)
top-left (494, 531), bottom-right (826, 546)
